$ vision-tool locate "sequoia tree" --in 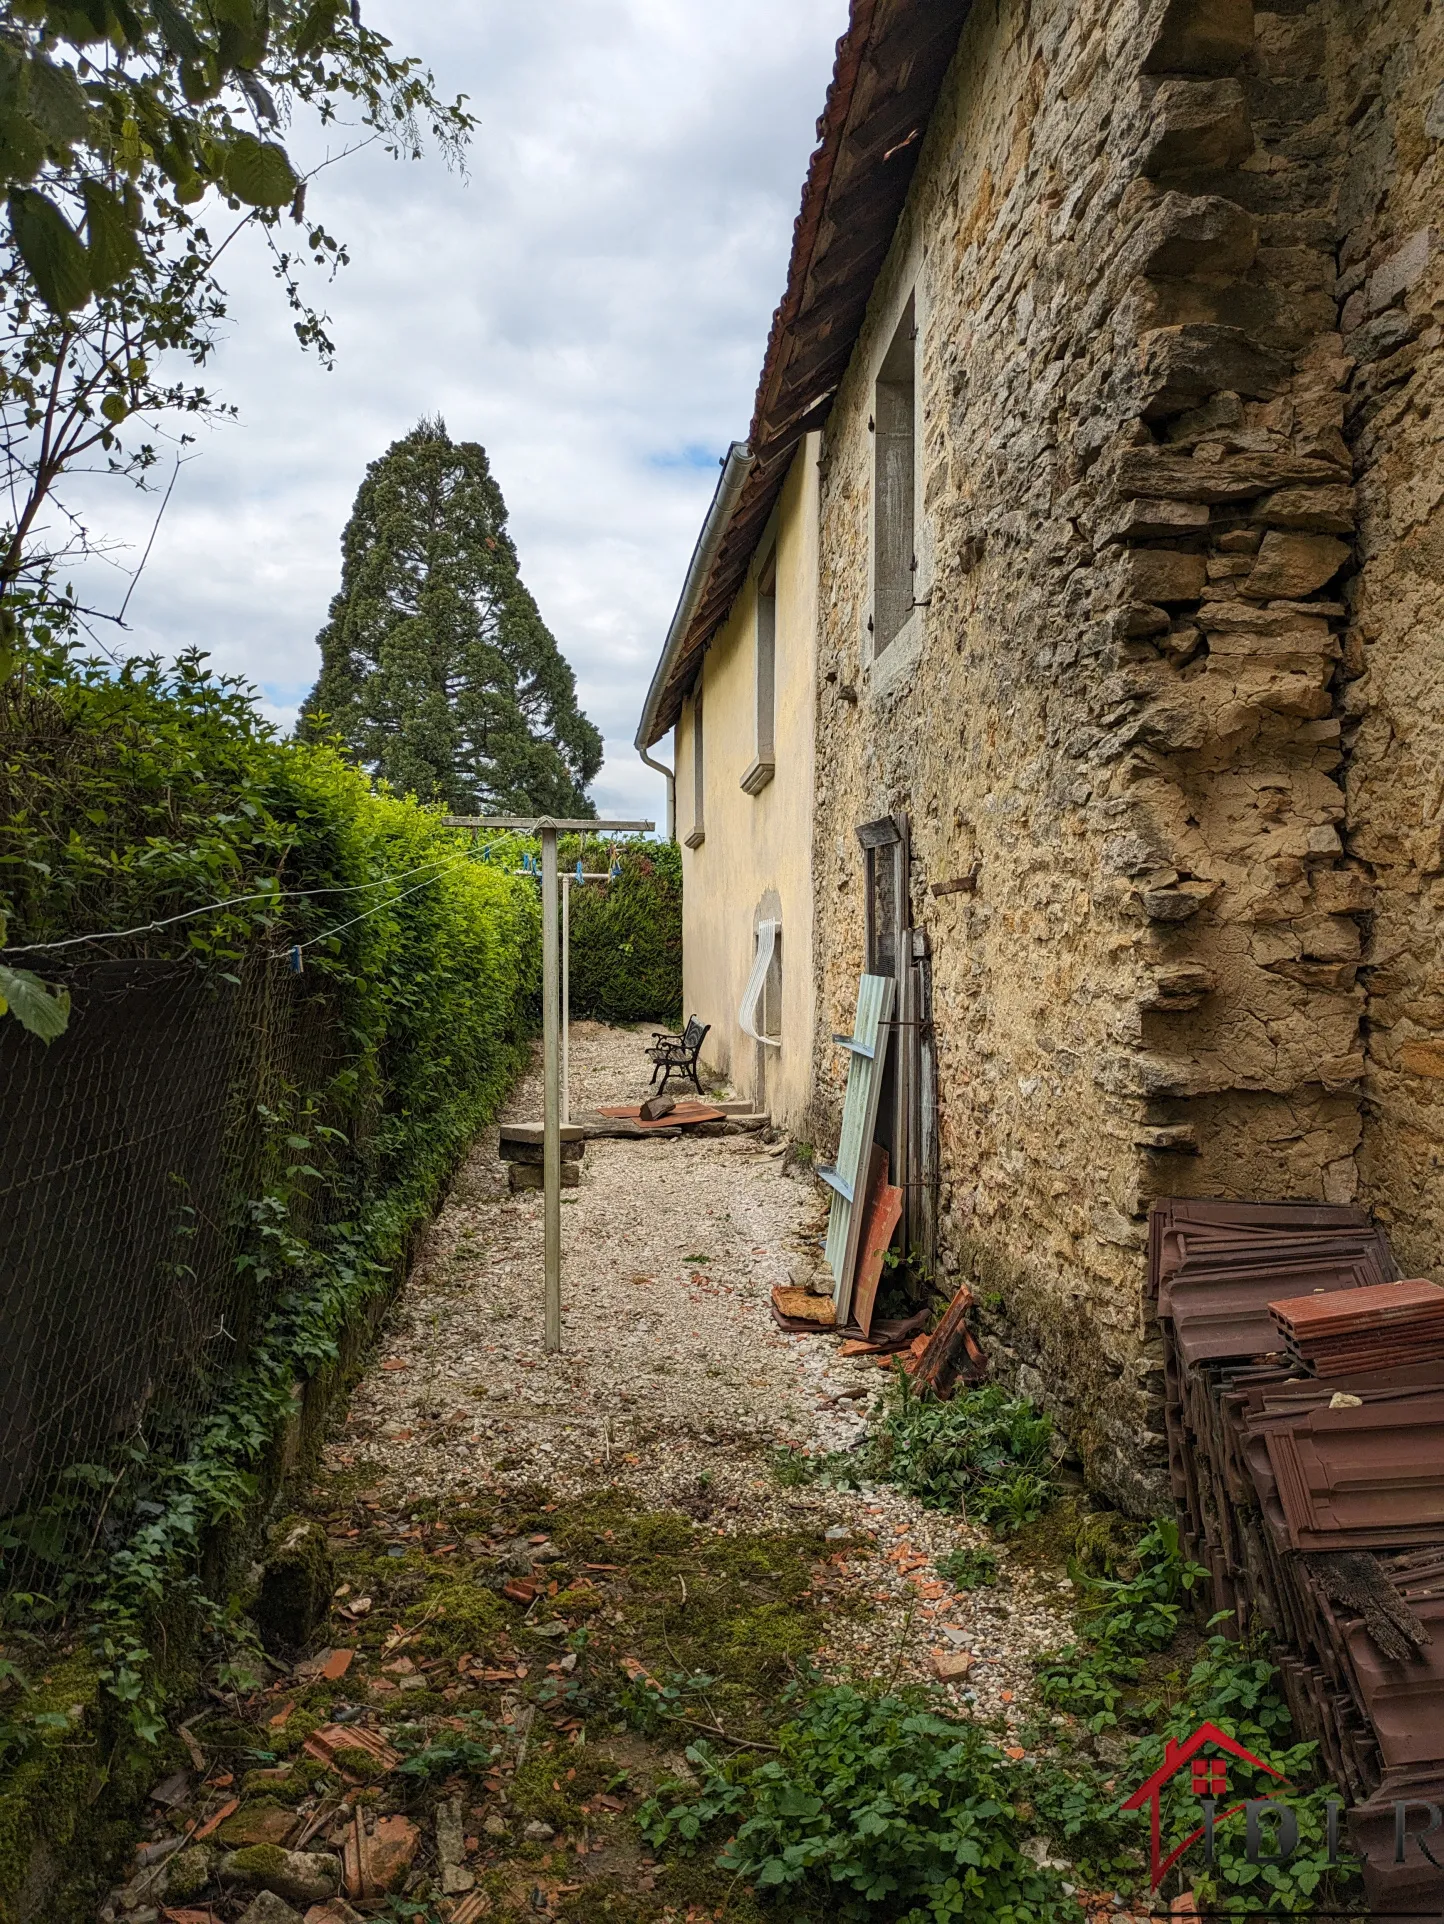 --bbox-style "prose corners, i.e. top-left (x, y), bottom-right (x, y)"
top-left (300, 420), bottom-right (602, 816)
